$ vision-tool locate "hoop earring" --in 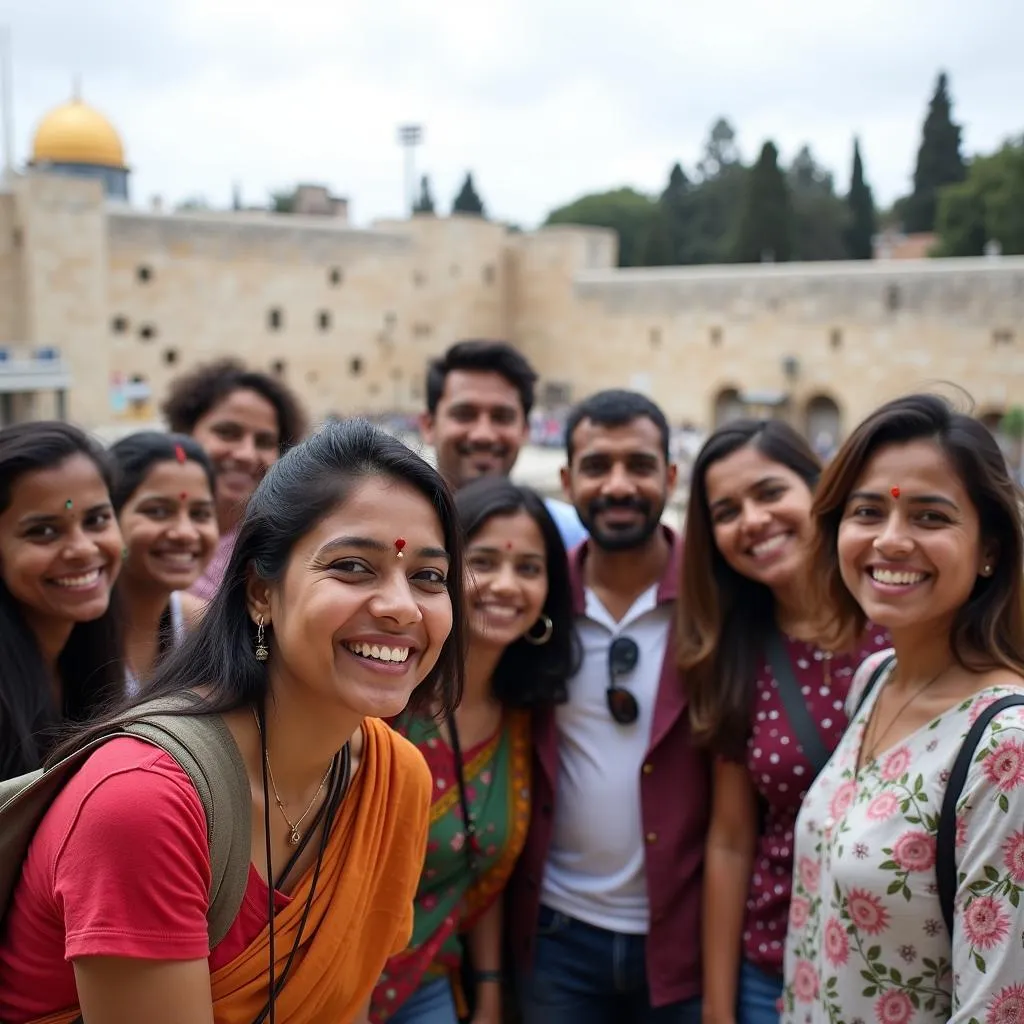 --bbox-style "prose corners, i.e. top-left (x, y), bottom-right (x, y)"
top-left (255, 615), bottom-right (269, 662)
top-left (523, 614), bottom-right (553, 646)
